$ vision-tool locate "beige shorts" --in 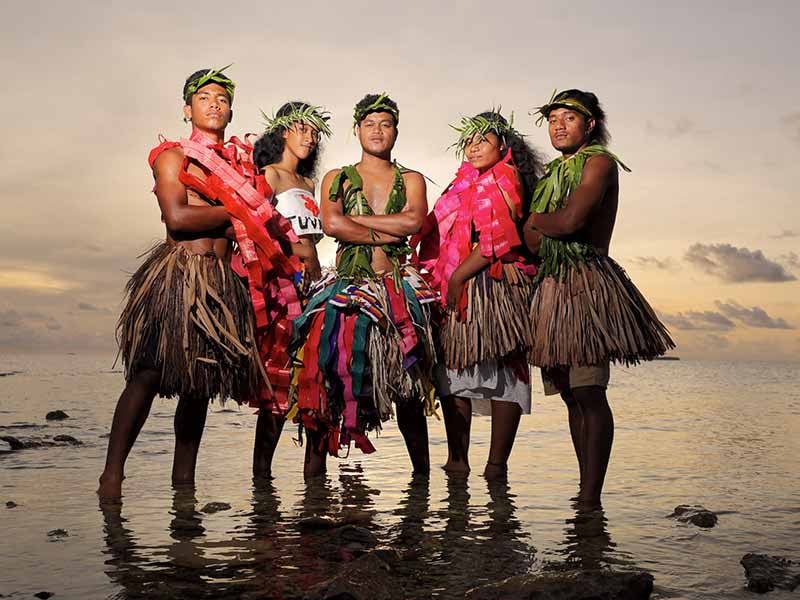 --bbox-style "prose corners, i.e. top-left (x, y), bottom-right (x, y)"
top-left (541, 362), bottom-right (610, 396)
